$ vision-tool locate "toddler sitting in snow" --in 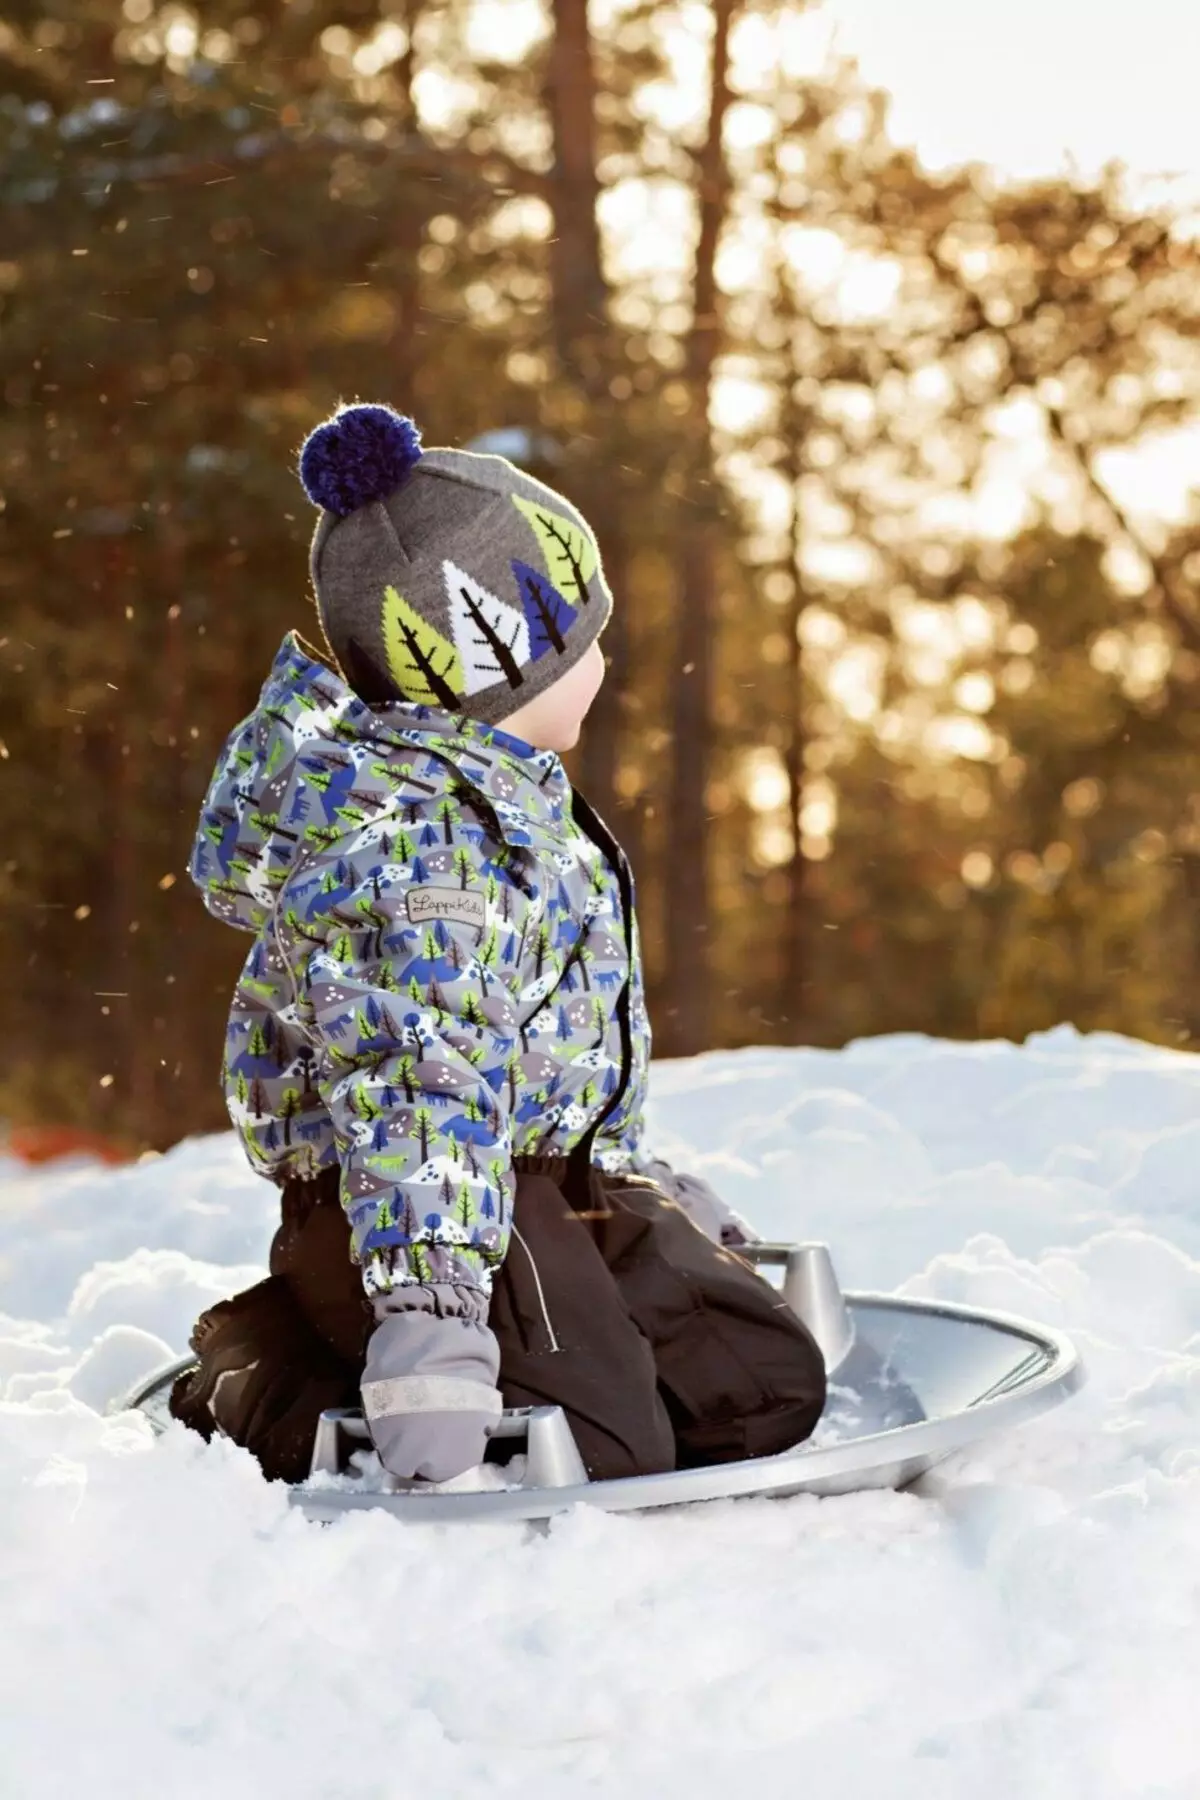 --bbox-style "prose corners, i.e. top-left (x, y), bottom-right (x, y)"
top-left (172, 405), bottom-right (826, 1485)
